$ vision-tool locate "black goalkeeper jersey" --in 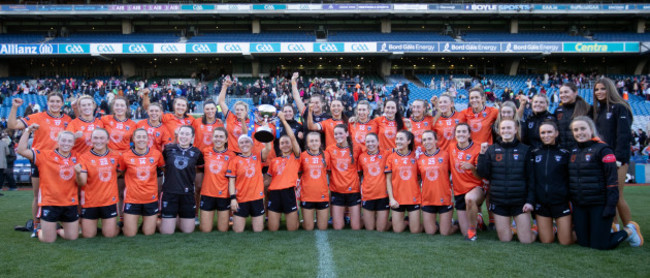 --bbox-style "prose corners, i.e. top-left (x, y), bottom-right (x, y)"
top-left (161, 144), bottom-right (204, 195)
